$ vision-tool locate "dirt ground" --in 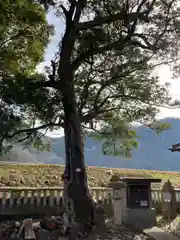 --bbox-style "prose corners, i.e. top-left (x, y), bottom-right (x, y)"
top-left (0, 220), bottom-right (154, 240)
